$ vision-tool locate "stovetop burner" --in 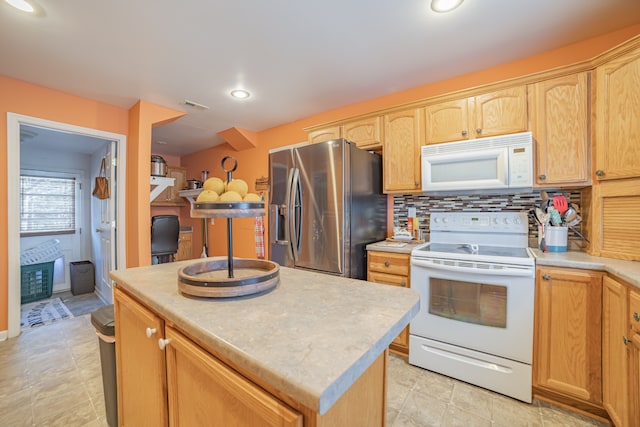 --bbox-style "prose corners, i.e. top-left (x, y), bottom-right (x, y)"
top-left (411, 212), bottom-right (535, 267)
